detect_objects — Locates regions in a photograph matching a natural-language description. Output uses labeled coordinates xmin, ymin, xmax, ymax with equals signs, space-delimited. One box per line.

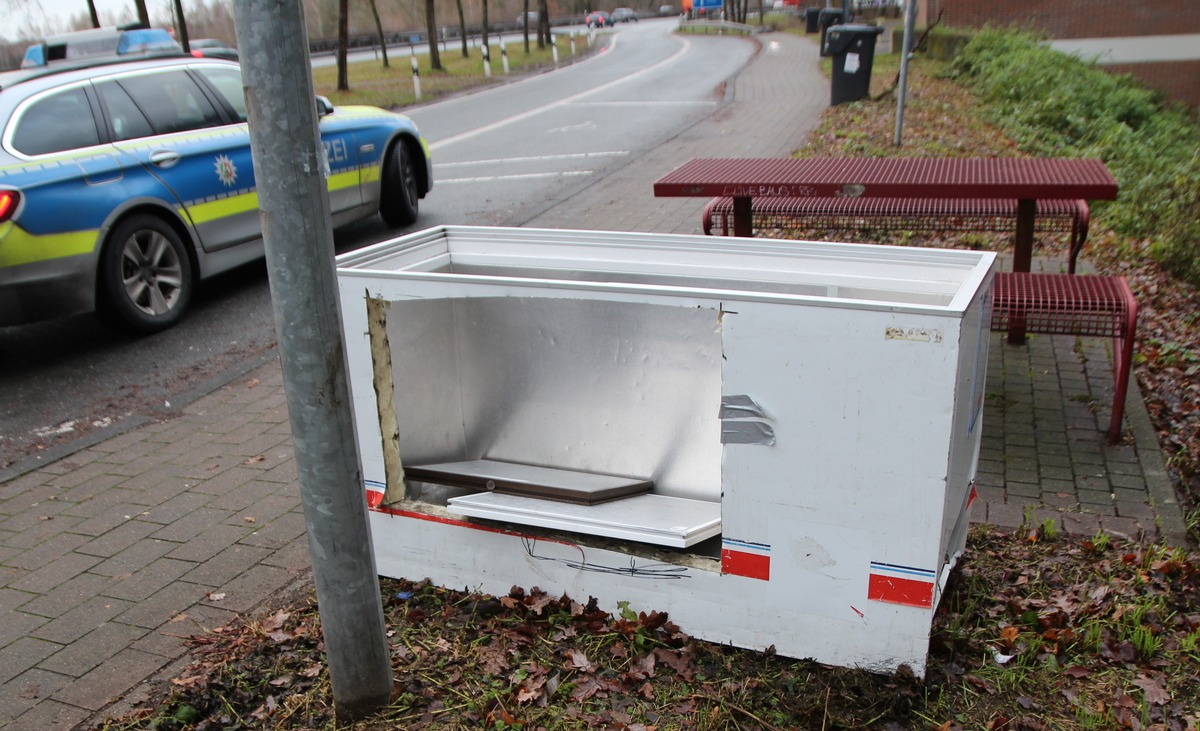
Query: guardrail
xmin=676 ymin=20 xmax=758 ymax=35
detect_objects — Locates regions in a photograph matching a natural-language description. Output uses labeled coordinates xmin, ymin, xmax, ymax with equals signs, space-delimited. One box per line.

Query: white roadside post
xmin=894 ymin=0 xmax=918 ymax=145
xmin=501 ymin=38 xmax=509 ymax=74
xmin=411 ymin=55 xmax=421 ymax=99
xmin=483 ymin=43 xmax=492 ymax=78
xmin=551 ymin=33 xmax=558 ymax=64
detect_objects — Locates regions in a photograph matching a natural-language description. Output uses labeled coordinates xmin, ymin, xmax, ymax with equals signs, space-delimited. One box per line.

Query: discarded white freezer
xmin=335 ymin=225 xmax=995 ymax=676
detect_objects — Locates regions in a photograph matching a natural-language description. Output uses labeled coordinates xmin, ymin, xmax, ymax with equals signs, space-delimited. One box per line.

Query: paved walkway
xmin=0 ymin=30 xmax=1187 ymax=730
xmin=977 ymin=256 xmax=1183 ymax=543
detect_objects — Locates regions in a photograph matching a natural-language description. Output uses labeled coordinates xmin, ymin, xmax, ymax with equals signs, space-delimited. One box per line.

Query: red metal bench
xmin=655 ymin=157 xmax=1120 ymax=347
xmin=702 ymin=196 xmax=1092 ymax=274
xmin=990 ymin=272 xmax=1137 ymax=444
xmin=653 ymin=157 xmax=1117 ymax=277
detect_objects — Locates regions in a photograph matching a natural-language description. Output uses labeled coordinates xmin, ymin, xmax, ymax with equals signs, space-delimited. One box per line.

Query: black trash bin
xmin=817 ymin=7 xmax=848 ymax=56
xmin=804 ymin=7 xmax=821 ymax=33
xmin=825 ymin=24 xmax=884 ymax=105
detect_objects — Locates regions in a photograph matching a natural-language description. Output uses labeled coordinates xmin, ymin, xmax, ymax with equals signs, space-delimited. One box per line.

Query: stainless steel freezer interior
xmin=336 ymin=225 xmax=996 ymax=676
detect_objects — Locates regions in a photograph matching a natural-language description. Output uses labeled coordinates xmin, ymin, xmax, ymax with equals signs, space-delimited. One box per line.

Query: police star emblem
xmin=214 ymin=154 xmax=238 ymax=186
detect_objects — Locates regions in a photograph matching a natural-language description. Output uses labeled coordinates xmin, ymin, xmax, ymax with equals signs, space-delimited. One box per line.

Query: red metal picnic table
xmin=652 ymin=157 xmax=1118 ymax=274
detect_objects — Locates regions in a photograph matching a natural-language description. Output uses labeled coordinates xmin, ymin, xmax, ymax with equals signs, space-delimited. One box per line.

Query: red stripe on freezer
xmin=722 ymin=549 xmax=771 ymax=581
xmin=868 ymin=573 xmax=934 ymax=608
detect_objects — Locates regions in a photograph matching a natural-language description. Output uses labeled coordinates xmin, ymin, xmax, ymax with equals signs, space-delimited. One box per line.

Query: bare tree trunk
xmin=456 ymin=0 xmax=468 ymax=58
xmin=173 ymin=0 xmax=190 ymax=51
xmin=523 ymin=0 xmax=531 ymax=53
xmin=337 ymin=0 xmax=349 ymax=91
xmin=426 ymin=0 xmax=442 ymax=70
xmin=368 ymin=0 xmax=388 ymax=67
xmin=537 ymin=0 xmax=548 ymax=49
xmin=133 ymin=0 xmax=149 ymax=26
xmin=481 ymin=0 xmax=489 ymax=64
xmin=87 ymin=0 xmax=100 ymax=27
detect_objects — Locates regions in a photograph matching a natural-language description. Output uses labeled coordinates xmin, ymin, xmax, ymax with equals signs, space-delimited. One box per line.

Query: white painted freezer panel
xmin=336 ymin=226 xmax=995 ymax=677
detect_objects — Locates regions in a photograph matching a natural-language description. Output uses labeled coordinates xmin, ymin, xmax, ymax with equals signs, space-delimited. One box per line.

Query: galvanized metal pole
xmin=231 ymin=0 xmax=393 ymax=721
xmin=893 ymin=0 xmax=917 ymax=146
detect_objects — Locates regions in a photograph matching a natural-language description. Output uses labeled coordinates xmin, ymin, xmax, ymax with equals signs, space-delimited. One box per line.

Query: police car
xmin=1 ymin=32 xmax=432 ymax=334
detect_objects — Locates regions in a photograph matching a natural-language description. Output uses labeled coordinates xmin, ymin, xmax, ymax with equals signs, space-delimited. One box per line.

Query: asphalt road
xmin=0 ymin=19 xmax=752 ymax=475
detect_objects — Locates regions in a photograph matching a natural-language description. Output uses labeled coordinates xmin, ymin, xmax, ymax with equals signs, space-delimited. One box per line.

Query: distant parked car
xmin=188 ymin=38 xmax=239 ymax=62
xmin=659 ymin=4 xmax=676 ymax=15
xmin=516 ymin=11 xmax=540 ymax=29
xmin=611 ymin=7 xmax=639 ymax=22
xmin=585 ymin=10 xmax=612 ymax=28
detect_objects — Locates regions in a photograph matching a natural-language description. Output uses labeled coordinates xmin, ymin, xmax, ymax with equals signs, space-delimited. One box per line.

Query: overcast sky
xmin=7 ymin=0 xmax=192 ymax=42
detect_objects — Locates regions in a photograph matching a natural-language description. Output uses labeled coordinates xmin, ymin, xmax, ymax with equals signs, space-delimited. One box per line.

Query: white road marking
xmin=547 ymin=122 xmax=600 ymax=133
xmin=570 ymin=100 xmax=718 ymax=106
xmin=438 ymin=170 xmax=595 ymax=184
xmin=428 ymin=35 xmax=693 ymax=152
xmin=436 ymin=151 xmax=629 ymax=168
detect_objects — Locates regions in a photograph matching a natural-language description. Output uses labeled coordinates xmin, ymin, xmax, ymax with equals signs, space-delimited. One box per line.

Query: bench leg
xmin=1069 ymin=216 xmax=1080 ymax=276
xmin=1069 ymin=200 xmax=1091 ymax=276
xmin=733 ymin=197 xmax=753 ymax=238
xmin=1007 ymin=199 xmax=1038 ymax=345
xmin=1107 ymin=296 xmax=1139 ymax=445
xmin=1012 ymin=199 xmax=1037 ymax=273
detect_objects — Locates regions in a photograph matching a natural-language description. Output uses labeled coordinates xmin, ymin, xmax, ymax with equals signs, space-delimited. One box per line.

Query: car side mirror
xmin=315 ymin=96 xmax=334 ymax=117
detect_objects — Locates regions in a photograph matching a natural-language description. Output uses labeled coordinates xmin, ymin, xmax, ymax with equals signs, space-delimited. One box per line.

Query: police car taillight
xmin=191 ymin=50 xmax=204 ymax=58
xmin=0 ymin=190 xmax=19 ymax=223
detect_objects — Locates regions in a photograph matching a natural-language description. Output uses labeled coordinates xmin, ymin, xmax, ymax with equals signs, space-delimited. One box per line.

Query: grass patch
xmin=946 ymin=30 xmax=1200 ymax=288
xmin=312 ymin=36 xmax=596 ymax=109
xmin=96 ymin=527 xmax=1200 ymax=730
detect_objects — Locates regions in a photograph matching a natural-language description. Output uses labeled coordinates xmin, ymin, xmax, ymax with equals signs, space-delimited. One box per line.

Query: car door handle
xmin=148 ymin=150 xmax=182 ymax=168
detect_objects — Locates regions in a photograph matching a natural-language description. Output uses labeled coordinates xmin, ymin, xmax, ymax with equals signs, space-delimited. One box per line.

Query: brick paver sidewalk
xmin=1 ymin=366 xmax=306 ymax=728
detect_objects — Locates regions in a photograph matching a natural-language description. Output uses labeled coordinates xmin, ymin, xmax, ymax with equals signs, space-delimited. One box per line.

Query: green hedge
xmin=948 ymin=30 xmax=1200 ymax=286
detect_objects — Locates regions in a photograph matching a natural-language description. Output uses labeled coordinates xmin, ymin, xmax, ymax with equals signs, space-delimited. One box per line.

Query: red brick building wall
xmin=925 ymin=0 xmax=1197 ymax=38
xmin=1107 ymin=61 xmax=1200 ymax=112
xmin=923 ymin=0 xmax=1200 ymax=112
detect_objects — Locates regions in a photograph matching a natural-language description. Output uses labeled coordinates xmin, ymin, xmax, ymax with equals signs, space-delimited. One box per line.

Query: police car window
xmin=117 ymin=70 xmax=223 ymax=135
xmin=194 ymin=68 xmax=247 ymax=123
xmin=11 ymin=88 xmax=100 ymax=156
xmin=96 ymin=81 xmax=155 ymax=141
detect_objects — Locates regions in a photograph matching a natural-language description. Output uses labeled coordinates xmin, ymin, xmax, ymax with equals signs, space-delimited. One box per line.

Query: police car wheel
xmin=98 ymin=215 xmax=193 ymax=334
xmin=380 ymin=142 xmax=419 ymax=228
